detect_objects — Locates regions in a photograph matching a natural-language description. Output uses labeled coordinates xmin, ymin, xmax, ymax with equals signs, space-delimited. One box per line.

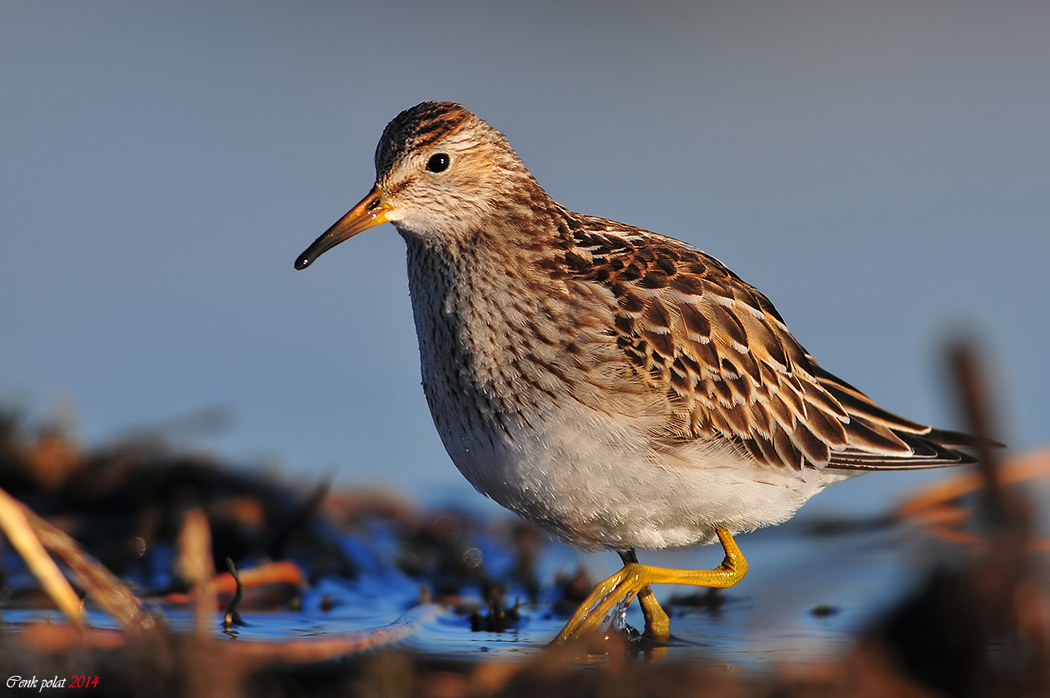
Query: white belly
xmin=435 ymin=399 xmax=853 ymax=552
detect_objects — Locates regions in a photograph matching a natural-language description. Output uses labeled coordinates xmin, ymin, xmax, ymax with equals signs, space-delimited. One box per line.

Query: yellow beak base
xmin=295 ymin=185 xmax=392 ymax=270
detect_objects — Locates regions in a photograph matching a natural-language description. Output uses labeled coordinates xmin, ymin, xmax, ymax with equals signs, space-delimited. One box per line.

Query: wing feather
xmin=555 ymin=216 xmax=976 ymax=471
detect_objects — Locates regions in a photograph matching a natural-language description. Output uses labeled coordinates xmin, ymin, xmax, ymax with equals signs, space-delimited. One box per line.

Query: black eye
xmin=426 ymin=153 xmax=450 ymax=173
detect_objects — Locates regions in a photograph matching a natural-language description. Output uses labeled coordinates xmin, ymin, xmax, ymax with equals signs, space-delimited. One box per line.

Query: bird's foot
xmin=552 ymin=528 xmax=747 ymax=644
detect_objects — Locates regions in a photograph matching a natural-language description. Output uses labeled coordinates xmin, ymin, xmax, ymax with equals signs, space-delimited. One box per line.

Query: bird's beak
xmin=295 ymin=184 xmax=393 ymax=270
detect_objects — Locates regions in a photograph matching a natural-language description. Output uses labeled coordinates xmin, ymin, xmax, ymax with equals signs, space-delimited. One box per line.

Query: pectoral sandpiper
xmin=295 ymin=102 xmax=975 ymax=643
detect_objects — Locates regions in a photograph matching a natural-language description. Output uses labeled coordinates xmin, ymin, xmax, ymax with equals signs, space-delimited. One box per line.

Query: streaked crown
xmin=375 ymin=102 xmax=477 ymax=178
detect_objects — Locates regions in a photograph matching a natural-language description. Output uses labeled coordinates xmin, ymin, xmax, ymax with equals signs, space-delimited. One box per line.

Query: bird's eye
xmin=426 ymin=153 xmax=450 ymax=173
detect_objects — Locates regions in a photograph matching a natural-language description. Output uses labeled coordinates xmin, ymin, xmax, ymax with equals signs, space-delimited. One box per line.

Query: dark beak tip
xmin=294 ymin=254 xmax=312 ymax=271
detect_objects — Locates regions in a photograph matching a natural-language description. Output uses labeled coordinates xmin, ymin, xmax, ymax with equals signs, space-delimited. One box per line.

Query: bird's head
xmin=296 ymin=102 xmax=538 ymax=270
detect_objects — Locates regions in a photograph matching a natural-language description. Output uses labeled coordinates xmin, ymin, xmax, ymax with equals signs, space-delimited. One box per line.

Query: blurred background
xmin=2 ymin=1 xmax=1048 ymax=514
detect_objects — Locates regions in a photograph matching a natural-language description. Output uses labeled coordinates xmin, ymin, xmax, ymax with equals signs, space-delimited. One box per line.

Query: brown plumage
xmin=542 ymin=215 xmax=976 ymax=472
xmin=296 ymin=101 xmax=978 ymax=641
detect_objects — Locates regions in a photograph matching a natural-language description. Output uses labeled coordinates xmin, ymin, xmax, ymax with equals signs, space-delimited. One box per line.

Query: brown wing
xmin=556 ymin=217 xmax=975 ymax=472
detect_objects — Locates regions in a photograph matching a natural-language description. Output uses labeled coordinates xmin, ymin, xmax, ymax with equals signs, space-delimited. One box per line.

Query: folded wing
xmin=559 ymin=219 xmax=976 ymax=472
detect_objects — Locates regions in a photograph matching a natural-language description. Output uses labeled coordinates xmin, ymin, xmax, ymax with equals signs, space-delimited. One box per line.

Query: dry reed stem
xmin=0 ymin=486 xmax=83 ymax=624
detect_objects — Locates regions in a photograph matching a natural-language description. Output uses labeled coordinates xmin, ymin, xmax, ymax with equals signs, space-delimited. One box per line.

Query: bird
xmin=295 ymin=101 xmax=977 ymax=643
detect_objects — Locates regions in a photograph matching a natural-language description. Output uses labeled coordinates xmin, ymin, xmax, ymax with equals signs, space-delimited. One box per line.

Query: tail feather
xmin=806 ymin=357 xmax=994 ymax=471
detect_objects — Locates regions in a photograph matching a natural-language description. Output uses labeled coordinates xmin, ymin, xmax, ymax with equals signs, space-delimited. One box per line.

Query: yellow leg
xmin=553 ymin=528 xmax=747 ymax=643
xmin=618 ymin=549 xmax=671 ymax=640
xmin=636 ymin=584 xmax=670 ymax=639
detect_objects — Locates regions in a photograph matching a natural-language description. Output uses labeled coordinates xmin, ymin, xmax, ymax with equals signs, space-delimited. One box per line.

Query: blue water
xmin=5 ymin=467 xmax=1047 ymax=670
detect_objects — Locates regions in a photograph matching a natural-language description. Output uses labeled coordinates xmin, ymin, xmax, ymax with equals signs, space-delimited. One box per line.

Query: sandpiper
xmin=295 ymin=102 xmax=975 ymax=642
